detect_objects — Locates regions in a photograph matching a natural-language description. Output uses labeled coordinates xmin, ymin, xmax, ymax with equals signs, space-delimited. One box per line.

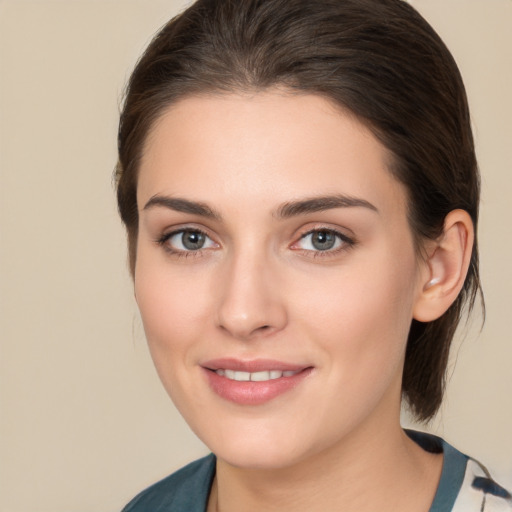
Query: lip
xmin=201 ymin=358 xmax=313 ymax=405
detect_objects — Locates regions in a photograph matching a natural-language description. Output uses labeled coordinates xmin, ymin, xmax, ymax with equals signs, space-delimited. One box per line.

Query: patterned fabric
xmin=452 ymin=458 xmax=512 ymax=512
xmin=122 ymin=431 xmax=511 ymax=511
xmin=408 ymin=430 xmax=511 ymax=512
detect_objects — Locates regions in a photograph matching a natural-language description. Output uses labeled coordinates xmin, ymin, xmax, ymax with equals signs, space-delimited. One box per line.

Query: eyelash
xmin=156 ymin=228 xmax=216 ymax=259
xmin=291 ymin=228 xmax=356 ymax=258
xmin=156 ymin=227 xmax=356 ymax=259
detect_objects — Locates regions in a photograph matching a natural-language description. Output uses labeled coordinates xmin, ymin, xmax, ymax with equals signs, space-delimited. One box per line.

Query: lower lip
xmin=203 ymin=367 xmax=313 ymax=405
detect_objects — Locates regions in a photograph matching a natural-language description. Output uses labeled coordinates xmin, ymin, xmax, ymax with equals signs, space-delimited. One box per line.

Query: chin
xmin=194 ymin=415 xmax=319 ymax=470
xmin=216 ymin=441 xmax=308 ymax=470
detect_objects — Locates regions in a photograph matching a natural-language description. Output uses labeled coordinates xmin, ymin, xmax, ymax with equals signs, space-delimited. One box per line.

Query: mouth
xmin=201 ymin=358 xmax=313 ymax=405
xmin=213 ymin=369 xmax=301 ymax=381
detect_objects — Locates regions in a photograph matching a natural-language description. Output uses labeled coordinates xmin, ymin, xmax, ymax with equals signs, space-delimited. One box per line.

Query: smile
xmin=214 ymin=369 xmax=300 ymax=381
xmin=202 ymin=359 xmax=313 ymax=405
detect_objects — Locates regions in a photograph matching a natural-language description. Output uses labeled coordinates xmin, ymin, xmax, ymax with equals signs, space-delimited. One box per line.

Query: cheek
xmin=134 ymin=257 xmax=213 ymax=359
xmin=133 ymin=260 xmax=217 ymax=416
xmin=292 ymin=249 xmax=418 ymax=369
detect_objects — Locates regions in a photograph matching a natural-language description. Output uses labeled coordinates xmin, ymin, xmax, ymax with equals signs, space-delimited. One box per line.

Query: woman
xmin=115 ymin=0 xmax=511 ymax=510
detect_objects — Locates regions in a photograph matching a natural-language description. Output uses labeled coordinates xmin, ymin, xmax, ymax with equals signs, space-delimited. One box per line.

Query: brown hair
xmin=115 ymin=0 xmax=482 ymax=422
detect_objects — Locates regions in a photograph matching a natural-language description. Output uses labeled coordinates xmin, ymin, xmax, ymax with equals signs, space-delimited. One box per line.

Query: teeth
xmin=251 ymin=371 xmax=273 ymax=382
xmin=234 ymin=371 xmax=251 ymax=381
xmin=215 ymin=369 xmax=300 ymax=381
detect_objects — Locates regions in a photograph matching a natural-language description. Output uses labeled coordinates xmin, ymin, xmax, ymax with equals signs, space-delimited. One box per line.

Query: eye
xmin=294 ymin=229 xmax=353 ymax=253
xmin=160 ymin=229 xmax=217 ymax=252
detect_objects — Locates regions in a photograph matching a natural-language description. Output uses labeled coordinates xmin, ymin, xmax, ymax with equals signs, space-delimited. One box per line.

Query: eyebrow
xmin=142 ymin=193 xmax=378 ymax=220
xmin=276 ymin=194 xmax=378 ymax=218
xmin=143 ymin=195 xmax=221 ymax=219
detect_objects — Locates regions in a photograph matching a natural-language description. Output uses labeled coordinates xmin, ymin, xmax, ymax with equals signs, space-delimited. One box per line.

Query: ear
xmin=413 ymin=210 xmax=474 ymax=322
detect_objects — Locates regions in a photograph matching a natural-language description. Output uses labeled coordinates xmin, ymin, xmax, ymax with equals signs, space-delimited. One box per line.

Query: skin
xmin=134 ymin=91 xmax=450 ymax=511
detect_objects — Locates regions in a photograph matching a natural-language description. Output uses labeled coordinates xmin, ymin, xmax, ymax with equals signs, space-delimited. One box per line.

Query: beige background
xmin=0 ymin=0 xmax=510 ymax=510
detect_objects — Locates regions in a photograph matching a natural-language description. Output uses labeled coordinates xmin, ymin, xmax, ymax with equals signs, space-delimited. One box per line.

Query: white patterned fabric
xmin=452 ymin=458 xmax=512 ymax=512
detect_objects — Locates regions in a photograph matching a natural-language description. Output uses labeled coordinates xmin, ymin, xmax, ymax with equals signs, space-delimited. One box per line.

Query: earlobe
xmin=413 ymin=209 xmax=474 ymax=322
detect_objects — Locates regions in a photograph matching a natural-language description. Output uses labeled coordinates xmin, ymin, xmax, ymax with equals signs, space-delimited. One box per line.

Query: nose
xmin=215 ymin=249 xmax=288 ymax=341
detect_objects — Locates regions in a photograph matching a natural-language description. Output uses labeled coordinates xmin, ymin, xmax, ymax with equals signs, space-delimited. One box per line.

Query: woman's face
xmin=135 ymin=91 xmax=427 ymax=469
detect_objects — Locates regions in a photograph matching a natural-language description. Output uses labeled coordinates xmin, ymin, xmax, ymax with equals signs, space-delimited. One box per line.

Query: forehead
xmin=137 ymin=91 xmax=406 ymax=217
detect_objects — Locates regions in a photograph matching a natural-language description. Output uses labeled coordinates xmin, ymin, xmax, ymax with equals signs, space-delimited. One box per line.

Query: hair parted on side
xmin=115 ymin=0 xmax=482 ymax=422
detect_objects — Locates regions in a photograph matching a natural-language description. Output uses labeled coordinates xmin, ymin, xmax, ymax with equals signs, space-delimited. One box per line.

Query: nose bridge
xmin=216 ymin=242 xmax=287 ymax=340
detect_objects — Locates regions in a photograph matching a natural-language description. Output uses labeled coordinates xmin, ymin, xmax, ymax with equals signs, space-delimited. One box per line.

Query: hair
xmin=115 ymin=0 xmax=482 ymax=422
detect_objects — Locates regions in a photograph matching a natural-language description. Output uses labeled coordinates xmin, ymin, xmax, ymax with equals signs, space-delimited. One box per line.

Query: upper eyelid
xmin=300 ymin=227 xmax=352 ymax=240
xmin=294 ymin=223 xmax=356 ymax=242
xmin=159 ymin=224 xmax=214 ymax=239
xmin=164 ymin=226 xmax=208 ymax=236
xmin=297 ymin=229 xmax=354 ymax=246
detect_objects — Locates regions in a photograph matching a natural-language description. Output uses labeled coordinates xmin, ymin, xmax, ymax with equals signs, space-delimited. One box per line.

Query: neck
xmin=209 ymin=419 xmax=442 ymax=512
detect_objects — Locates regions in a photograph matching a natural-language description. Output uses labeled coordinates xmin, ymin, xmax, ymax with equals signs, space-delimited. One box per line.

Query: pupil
xmin=312 ymin=231 xmax=335 ymax=250
xmin=182 ymin=231 xmax=205 ymax=250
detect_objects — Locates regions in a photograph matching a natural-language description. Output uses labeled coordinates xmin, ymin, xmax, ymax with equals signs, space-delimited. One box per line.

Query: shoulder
xmin=121 ymin=454 xmax=216 ymax=512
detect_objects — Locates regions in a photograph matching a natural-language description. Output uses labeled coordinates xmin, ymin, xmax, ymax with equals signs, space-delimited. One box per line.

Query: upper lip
xmin=201 ymin=358 xmax=310 ymax=373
